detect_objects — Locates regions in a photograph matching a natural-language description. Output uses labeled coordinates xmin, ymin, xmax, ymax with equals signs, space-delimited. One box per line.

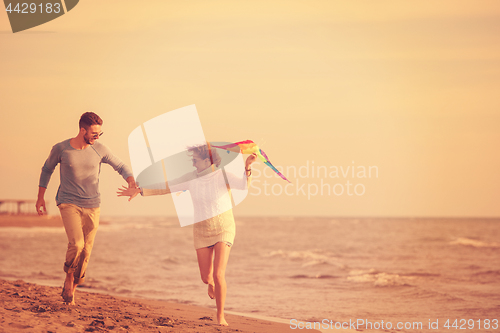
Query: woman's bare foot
xmin=208 ymin=283 xmax=215 ymax=299
xmin=217 ymin=315 xmax=228 ymax=326
xmin=65 ymin=296 xmax=76 ymax=305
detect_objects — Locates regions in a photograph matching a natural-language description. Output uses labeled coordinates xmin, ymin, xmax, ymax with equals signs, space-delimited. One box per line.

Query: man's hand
xmin=126 ymin=176 xmax=137 ymax=189
xmin=117 ymin=185 xmax=141 ymax=201
xmin=36 ymin=198 xmax=46 ymax=215
xmin=36 ymin=187 xmax=47 ymax=216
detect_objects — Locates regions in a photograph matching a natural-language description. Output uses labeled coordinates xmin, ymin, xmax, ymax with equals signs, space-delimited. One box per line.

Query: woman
xmin=117 ymin=144 xmax=256 ymax=326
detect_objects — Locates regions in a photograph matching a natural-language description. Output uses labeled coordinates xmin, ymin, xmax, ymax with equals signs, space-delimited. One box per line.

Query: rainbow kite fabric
xmin=213 ymin=140 xmax=291 ymax=183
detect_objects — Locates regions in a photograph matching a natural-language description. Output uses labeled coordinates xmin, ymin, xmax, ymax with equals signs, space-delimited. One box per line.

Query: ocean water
xmin=1 ymin=217 xmax=499 ymax=332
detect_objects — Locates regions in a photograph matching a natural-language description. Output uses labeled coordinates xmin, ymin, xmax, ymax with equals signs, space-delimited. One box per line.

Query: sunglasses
xmin=89 ymin=132 xmax=104 ymax=139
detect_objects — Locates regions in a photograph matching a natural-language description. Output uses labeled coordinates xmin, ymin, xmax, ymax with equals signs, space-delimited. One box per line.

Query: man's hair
xmin=79 ymin=112 xmax=103 ymax=129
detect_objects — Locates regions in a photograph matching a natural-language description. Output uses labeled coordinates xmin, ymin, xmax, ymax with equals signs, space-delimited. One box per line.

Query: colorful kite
xmin=213 ymin=140 xmax=291 ymax=183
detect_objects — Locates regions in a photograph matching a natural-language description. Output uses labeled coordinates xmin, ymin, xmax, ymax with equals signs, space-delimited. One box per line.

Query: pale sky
xmin=1 ymin=0 xmax=499 ymax=217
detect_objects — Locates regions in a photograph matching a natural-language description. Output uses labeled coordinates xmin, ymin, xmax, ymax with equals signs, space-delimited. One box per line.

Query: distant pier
xmin=0 ymin=199 xmax=39 ymax=215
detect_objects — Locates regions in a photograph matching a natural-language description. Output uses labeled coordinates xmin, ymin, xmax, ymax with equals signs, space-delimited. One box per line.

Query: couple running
xmin=36 ymin=112 xmax=255 ymax=326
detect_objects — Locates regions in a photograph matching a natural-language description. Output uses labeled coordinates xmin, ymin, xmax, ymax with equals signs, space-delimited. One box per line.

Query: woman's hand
xmin=245 ymin=153 xmax=257 ymax=168
xmin=117 ymin=185 xmax=141 ymax=201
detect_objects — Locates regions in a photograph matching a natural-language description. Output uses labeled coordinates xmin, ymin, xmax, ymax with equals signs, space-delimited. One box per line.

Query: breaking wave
xmin=449 ymin=238 xmax=500 ymax=248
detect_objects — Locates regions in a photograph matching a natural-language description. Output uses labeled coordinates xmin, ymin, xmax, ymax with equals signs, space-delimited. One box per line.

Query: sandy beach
xmin=0 ymin=278 xmax=309 ymax=333
xmin=0 ymin=216 xmax=317 ymax=332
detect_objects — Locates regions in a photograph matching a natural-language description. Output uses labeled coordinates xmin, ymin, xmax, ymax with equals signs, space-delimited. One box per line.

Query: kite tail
xmin=264 ymin=161 xmax=291 ymax=183
xmin=212 ymin=140 xmax=290 ymax=183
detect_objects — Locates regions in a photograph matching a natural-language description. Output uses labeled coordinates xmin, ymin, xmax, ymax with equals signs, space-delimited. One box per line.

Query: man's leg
xmin=58 ymin=203 xmax=85 ymax=304
xmin=73 ymin=207 xmax=100 ymax=286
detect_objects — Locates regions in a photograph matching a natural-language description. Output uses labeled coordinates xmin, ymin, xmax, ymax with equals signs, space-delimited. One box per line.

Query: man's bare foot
xmin=61 ymin=287 xmax=75 ymax=305
xmin=208 ymin=283 xmax=215 ymax=299
xmin=217 ymin=315 xmax=228 ymax=326
xmin=62 ymin=275 xmax=75 ymax=305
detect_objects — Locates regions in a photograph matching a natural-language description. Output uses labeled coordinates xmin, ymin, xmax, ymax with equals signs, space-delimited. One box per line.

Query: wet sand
xmin=0 ymin=279 xmax=308 ymax=333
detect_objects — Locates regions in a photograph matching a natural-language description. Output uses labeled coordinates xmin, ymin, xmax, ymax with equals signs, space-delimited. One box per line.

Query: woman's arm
xmin=245 ymin=154 xmax=257 ymax=175
xmin=117 ymin=177 xmax=193 ymax=200
xmin=117 ymin=181 xmax=174 ymax=200
xmin=224 ymin=154 xmax=257 ymax=189
xmin=243 ymin=153 xmax=256 ymax=187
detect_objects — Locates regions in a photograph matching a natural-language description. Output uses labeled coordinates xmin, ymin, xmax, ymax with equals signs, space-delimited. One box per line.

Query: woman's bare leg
xmin=196 ymin=247 xmax=215 ymax=299
xmin=213 ymin=242 xmax=231 ymax=326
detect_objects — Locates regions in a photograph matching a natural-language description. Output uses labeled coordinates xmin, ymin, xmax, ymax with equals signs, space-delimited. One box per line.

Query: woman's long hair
xmin=188 ymin=144 xmax=221 ymax=167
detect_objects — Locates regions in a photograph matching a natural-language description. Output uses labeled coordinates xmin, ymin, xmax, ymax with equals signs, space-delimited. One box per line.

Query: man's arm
xmin=126 ymin=176 xmax=137 ymax=189
xmin=36 ymin=144 xmax=62 ymax=215
xmin=99 ymin=144 xmax=136 ymax=188
xmin=36 ymin=186 xmax=47 ymax=216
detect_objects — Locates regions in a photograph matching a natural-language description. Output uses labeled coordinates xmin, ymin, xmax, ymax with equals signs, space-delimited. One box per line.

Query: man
xmin=36 ymin=112 xmax=136 ymax=305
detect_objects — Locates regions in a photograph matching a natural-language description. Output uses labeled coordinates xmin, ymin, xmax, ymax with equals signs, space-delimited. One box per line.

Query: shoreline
xmin=0 ymin=278 xmax=317 ymax=333
xmin=0 ymin=214 xmax=113 ymax=228
xmin=0 ymin=214 xmax=64 ymax=228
